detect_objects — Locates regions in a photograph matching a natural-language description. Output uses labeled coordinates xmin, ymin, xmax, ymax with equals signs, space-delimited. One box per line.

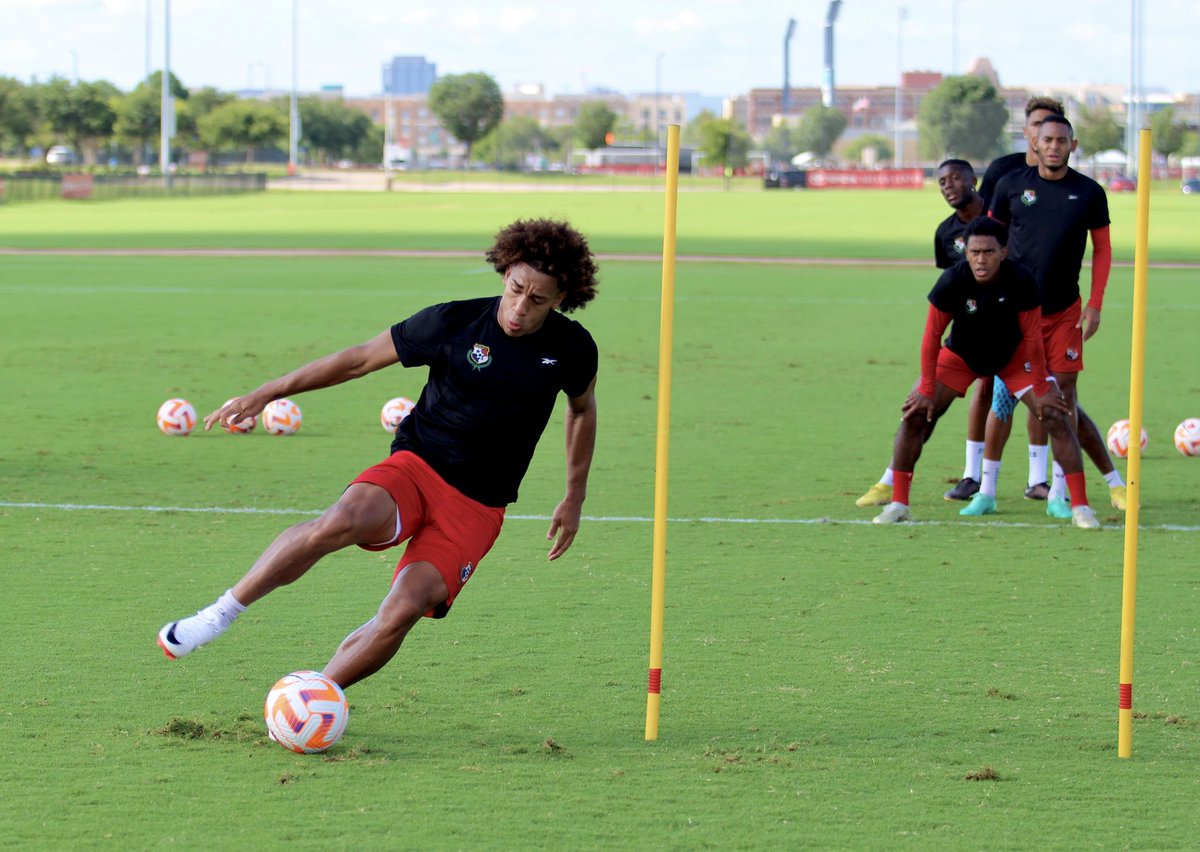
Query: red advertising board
xmin=805 ymin=168 xmax=924 ymax=189
xmin=61 ymin=174 xmax=94 ymax=199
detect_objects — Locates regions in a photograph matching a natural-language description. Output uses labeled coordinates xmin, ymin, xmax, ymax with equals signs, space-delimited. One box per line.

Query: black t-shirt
xmin=389 ymin=297 xmax=598 ymax=507
xmin=978 ymin=151 xmax=1027 ymax=206
xmin=934 ymin=211 xmax=972 ymax=269
xmin=989 ymin=166 xmax=1109 ymax=315
xmin=929 ymin=259 xmax=1041 ymax=376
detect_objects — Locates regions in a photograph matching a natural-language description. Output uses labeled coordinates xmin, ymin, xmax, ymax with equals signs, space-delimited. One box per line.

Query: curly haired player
xmin=158 ymin=218 xmax=600 ymax=689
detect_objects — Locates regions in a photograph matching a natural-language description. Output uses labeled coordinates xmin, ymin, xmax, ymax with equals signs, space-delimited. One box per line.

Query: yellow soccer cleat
xmin=856 ymin=482 xmax=893 ymax=508
xmin=1110 ymin=485 xmax=1128 ymax=511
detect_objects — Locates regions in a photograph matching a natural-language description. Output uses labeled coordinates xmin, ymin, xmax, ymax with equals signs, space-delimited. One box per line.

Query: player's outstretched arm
xmin=204 ymin=330 xmax=400 ymax=431
xmin=547 ymin=376 xmax=597 ymax=561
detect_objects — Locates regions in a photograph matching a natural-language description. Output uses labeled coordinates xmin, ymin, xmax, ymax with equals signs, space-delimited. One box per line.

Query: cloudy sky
xmin=2 ymin=0 xmax=1195 ymax=98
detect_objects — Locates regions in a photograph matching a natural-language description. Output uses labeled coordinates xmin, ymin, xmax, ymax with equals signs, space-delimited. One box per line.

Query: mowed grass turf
xmin=2 ymin=192 xmax=1200 ymax=848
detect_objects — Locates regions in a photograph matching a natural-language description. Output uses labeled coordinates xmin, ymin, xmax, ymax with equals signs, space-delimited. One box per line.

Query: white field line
xmin=1 ymin=500 xmax=1198 ymax=532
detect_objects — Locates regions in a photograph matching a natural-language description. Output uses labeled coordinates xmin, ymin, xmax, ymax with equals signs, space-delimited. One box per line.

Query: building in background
xmin=382 ymin=56 xmax=436 ymax=96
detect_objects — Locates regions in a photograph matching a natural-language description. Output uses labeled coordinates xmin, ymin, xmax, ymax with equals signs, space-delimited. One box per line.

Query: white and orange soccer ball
xmin=1174 ymin=418 xmax=1200 ymax=457
xmin=263 ymin=670 xmax=349 ymax=754
xmin=221 ymin=398 xmax=257 ymax=434
xmin=262 ymin=398 xmax=302 ymax=435
xmin=1107 ymin=419 xmax=1148 ymax=459
xmin=156 ymin=398 xmax=197 ymax=436
xmin=380 ymin=396 xmax=415 ymax=433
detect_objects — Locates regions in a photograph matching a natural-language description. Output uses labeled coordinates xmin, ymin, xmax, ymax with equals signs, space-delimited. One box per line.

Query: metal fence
xmin=0 ymin=172 xmax=267 ymax=204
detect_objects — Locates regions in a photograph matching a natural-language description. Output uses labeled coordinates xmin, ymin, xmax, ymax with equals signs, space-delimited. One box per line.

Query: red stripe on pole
xmin=1119 ymin=683 xmax=1132 ymax=709
xmin=647 ymin=668 xmax=662 ymax=694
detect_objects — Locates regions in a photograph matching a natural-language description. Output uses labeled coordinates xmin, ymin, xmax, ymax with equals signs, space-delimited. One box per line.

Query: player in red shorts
xmin=964 ymin=113 xmax=1125 ymax=519
xmin=872 ymin=216 xmax=1100 ymax=529
xmin=157 ymin=218 xmax=600 ymax=690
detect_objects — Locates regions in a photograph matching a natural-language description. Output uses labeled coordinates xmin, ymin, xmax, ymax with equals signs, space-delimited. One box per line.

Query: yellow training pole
xmin=646 ymin=125 xmax=680 ymax=741
xmin=1118 ymin=127 xmax=1152 ymax=758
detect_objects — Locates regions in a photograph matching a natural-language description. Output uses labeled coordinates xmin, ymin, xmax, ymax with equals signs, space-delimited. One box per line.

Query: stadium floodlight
xmin=783 ymin=18 xmax=797 ymax=115
xmin=160 ymin=0 xmax=171 ymax=189
xmin=288 ymin=0 xmax=299 ymax=177
xmin=894 ymin=7 xmax=907 ymax=167
xmin=821 ymin=1 xmax=843 ymax=108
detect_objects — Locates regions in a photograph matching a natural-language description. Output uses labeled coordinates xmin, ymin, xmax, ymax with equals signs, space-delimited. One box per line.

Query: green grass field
xmin=2 ymin=188 xmax=1199 ymax=849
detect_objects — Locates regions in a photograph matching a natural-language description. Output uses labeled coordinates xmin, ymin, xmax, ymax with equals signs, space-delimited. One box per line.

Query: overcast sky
xmin=2 ymin=0 xmax=1196 ymax=98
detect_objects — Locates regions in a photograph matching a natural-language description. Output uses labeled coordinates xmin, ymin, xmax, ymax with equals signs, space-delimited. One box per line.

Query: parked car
xmin=45 ymin=145 xmax=77 ymax=165
xmin=1182 ymin=178 xmax=1200 ymax=195
xmin=763 ymin=169 xmax=806 ymax=189
xmin=1108 ymin=174 xmax=1136 ymax=192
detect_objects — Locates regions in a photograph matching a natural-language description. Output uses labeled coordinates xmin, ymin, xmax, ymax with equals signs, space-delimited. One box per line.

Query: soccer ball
xmin=262 ymin=398 xmax=302 ymax=435
xmin=1175 ymin=418 xmax=1200 ymax=457
xmin=264 ymin=670 xmax=349 ymax=754
xmin=1106 ymin=419 xmax=1147 ymax=459
xmin=221 ymin=398 xmax=256 ymax=434
xmin=156 ymin=398 xmax=196 ymax=436
xmin=380 ymin=396 xmax=415 ymax=433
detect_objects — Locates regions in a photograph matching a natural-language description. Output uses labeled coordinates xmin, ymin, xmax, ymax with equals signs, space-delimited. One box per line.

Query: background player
xmin=872 ymin=217 xmax=1098 ymax=530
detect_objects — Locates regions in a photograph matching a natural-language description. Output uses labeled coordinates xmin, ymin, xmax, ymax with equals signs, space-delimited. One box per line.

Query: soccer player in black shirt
xmin=872 ymin=217 xmax=1099 ymax=529
xmin=972 ymin=114 xmax=1125 ymax=519
xmin=858 ymin=159 xmax=991 ymax=507
xmin=157 ymin=218 xmax=601 ymax=690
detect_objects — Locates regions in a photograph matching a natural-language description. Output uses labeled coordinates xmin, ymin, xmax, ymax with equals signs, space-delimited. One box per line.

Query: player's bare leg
xmin=157 ymin=483 xmax=399 ymax=659
xmin=1019 ymin=387 xmax=1100 ymax=529
xmin=323 ymin=562 xmax=449 ymax=689
xmin=874 ymin=381 xmax=958 ymax=524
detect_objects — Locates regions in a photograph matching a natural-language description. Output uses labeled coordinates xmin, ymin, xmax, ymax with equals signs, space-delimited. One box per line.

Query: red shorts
xmin=935 ymin=346 xmax=1038 ymax=399
xmin=1041 ymin=299 xmax=1084 ymax=374
xmin=351 ymin=451 xmax=505 ymax=618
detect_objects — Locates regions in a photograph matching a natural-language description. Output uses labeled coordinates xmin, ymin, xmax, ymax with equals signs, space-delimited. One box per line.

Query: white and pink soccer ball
xmin=380 ymin=396 xmax=415 ymax=433
xmin=1175 ymin=418 xmax=1200 ymax=457
xmin=221 ymin=398 xmax=257 ymax=434
xmin=264 ymin=670 xmax=349 ymax=754
xmin=263 ymin=398 xmax=302 ymax=435
xmin=156 ymin=398 xmax=197 ymax=436
xmin=1107 ymin=419 xmax=1147 ymax=459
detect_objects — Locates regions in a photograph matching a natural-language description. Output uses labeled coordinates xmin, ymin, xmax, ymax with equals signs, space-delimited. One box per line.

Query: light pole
xmin=1126 ymin=0 xmax=1143 ymax=177
xmin=655 ymin=52 xmax=664 ymax=162
xmin=782 ymin=17 xmax=796 ymax=115
xmin=821 ymin=1 xmax=843 ymax=108
xmin=160 ymin=0 xmax=171 ymax=189
xmin=144 ymin=0 xmax=152 ymax=81
xmin=288 ymin=0 xmax=299 ymax=176
xmin=895 ymin=7 xmax=907 ymax=167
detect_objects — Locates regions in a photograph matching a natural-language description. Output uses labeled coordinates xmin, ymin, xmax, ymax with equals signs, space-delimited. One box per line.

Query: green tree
xmin=36 ymin=77 xmax=120 ymax=164
xmin=794 ymin=104 xmax=848 ymax=160
xmin=196 ymin=99 xmax=287 ymax=163
xmin=1149 ymin=107 xmax=1188 ymax=161
xmin=297 ymin=96 xmax=373 ymax=164
xmin=694 ymin=113 xmax=751 ymax=186
xmin=1074 ymin=105 xmax=1123 ymax=158
xmin=917 ymin=74 xmax=1009 ymax=162
xmin=111 ymin=72 xmax=186 ymax=164
xmin=427 ymin=72 xmax=503 ymax=164
xmin=476 ymin=115 xmax=559 ymax=170
xmin=761 ymin=123 xmax=799 ymax=164
xmin=574 ymin=101 xmax=617 ymax=150
xmin=0 ymin=76 xmax=37 ymax=152
xmin=843 ymin=133 xmax=894 ymax=164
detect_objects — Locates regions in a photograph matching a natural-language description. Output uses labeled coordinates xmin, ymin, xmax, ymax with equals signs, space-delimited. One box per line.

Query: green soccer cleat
xmin=856 ymin=482 xmax=893 ymax=508
xmin=959 ymin=493 xmax=996 ymax=516
xmin=1046 ymin=498 xmax=1072 ymax=519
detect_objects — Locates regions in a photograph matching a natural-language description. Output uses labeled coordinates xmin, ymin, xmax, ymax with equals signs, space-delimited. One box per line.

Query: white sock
xmin=964 ymin=440 xmax=985 ymax=481
xmin=1048 ymin=462 xmax=1067 ymax=501
xmin=980 ymin=458 xmax=1001 ymax=498
xmin=1104 ymin=469 xmax=1125 ymax=488
xmin=1028 ymin=444 xmax=1049 ymax=487
xmin=880 ymin=467 xmax=895 ymax=487
xmin=203 ymin=588 xmax=247 ymax=627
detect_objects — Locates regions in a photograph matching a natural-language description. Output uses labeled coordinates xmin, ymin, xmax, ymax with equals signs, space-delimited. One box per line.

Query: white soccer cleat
xmin=157 ymin=610 xmax=229 ymax=660
xmin=1070 ymin=505 xmax=1102 ymax=530
xmin=872 ymin=501 xmax=912 ymax=525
